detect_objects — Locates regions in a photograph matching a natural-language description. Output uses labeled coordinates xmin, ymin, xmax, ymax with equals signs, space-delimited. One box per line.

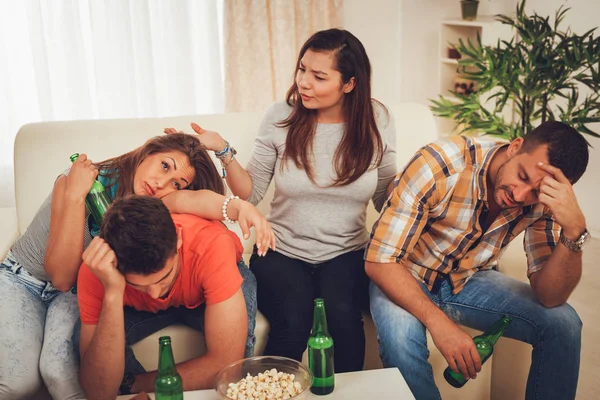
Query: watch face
xmin=579 ymin=230 xmax=591 ymax=247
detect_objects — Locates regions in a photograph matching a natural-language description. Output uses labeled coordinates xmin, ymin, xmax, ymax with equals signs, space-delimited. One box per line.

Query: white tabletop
xmin=117 ymin=368 xmax=414 ymax=400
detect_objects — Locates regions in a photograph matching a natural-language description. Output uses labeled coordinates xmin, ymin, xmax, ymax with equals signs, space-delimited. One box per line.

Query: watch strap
xmin=559 ymin=229 xmax=589 ymax=252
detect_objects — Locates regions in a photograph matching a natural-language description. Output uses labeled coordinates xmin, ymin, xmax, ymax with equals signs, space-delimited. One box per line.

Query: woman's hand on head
xmin=66 ymin=153 xmax=97 ymax=202
xmin=164 ymin=124 xmax=226 ymax=153
xmin=234 ymin=200 xmax=276 ymax=256
xmin=189 ymin=123 xmax=227 ymax=153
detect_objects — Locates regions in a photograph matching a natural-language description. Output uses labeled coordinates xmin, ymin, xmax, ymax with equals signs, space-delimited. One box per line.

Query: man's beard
xmin=493 ymin=165 xmax=523 ymax=209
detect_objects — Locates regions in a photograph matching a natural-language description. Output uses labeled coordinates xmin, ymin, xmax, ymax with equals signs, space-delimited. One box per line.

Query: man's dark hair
xmin=100 ymin=195 xmax=177 ymax=275
xmin=520 ymin=121 xmax=589 ymax=184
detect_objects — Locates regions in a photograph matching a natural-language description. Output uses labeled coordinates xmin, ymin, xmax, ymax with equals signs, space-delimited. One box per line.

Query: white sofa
xmin=2 ymin=103 xmax=533 ymax=399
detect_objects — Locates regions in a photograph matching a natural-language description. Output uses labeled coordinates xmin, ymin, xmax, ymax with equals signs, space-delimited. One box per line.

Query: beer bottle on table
xmin=69 ymin=153 xmax=112 ymax=227
xmin=308 ymin=298 xmax=335 ymax=395
xmin=444 ymin=315 xmax=512 ymax=388
xmin=154 ymin=336 xmax=183 ymax=400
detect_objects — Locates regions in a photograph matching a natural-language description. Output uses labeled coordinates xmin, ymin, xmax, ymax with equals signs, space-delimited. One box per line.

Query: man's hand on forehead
xmin=537 ymin=161 xmax=586 ymax=238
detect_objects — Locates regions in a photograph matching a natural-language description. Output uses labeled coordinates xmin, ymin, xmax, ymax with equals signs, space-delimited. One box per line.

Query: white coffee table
xmin=117 ymin=368 xmax=414 ymax=399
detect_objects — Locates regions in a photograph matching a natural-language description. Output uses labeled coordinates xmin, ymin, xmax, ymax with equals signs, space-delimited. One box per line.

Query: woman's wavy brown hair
xmin=279 ymin=28 xmax=385 ymax=186
xmin=94 ymin=133 xmax=224 ymax=198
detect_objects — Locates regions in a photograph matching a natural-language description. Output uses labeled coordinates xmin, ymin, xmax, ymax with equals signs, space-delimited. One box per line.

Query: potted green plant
xmin=461 ymin=0 xmax=480 ymax=21
xmin=432 ymin=0 xmax=600 ymax=140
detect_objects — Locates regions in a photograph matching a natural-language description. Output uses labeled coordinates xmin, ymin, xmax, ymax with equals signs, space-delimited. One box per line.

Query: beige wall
xmin=342 ymin=0 xmax=403 ymax=106
xmin=344 ymin=0 xmax=599 ymax=235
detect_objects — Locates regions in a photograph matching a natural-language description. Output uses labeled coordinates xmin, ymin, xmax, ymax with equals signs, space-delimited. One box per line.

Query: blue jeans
xmin=74 ymin=261 xmax=257 ymax=377
xmin=370 ymin=269 xmax=581 ymax=400
xmin=0 ymin=252 xmax=83 ymax=400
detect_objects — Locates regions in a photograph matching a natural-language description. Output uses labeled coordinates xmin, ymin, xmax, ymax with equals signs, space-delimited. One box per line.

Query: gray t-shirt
xmin=246 ymin=101 xmax=397 ymax=263
xmin=10 ymin=169 xmax=93 ymax=282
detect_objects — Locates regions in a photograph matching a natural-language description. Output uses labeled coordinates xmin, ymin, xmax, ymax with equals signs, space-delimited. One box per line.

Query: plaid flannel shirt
xmin=366 ymin=136 xmax=559 ymax=294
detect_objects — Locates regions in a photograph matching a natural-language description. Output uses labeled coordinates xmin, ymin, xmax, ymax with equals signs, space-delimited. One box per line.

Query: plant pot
xmin=461 ymin=1 xmax=479 ymax=21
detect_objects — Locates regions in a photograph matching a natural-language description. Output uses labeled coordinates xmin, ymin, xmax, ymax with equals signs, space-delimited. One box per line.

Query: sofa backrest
xmin=14 ymin=103 xmax=437 ymax=254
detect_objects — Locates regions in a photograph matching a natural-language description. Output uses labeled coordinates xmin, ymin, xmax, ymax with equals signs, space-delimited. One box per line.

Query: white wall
xmin=524 ymin=0 xmax=600 ymax=235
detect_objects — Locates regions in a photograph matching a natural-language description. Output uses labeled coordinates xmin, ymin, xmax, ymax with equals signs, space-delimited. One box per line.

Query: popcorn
xmin=226 ymin=368 xmax=303 ymax=399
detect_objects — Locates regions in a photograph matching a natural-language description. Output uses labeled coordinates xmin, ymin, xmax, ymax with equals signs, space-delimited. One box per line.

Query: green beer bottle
xmin=444 ymin=315 xmax=512 ymax=388
xmin=308 ymin=298 xmax=335 ymax=395
xmin=69 ymin=153 xmax=112 ymax=227
xmin=154 ymin=336 xmax=183 ymax=400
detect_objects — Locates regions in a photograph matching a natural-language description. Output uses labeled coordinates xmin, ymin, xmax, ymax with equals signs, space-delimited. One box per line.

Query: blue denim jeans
xmin=370 ymin=269 xmax=581 ymax=400
xmin=73 ymin=260 xmax=257 ymax=378
xmin=0 ymin=252 xmax=83 ymax=400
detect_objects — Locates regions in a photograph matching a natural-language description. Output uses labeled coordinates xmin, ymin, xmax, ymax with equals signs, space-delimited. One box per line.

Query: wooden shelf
xmin=437 ymin=15 xmax=514 ymax=137
xmin=442 ymin=16 xmax=501 ymax=27
xmin=441 ymin=58 xmax=459 ymax=65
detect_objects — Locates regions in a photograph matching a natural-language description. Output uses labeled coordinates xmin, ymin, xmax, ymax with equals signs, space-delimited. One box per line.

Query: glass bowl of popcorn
xmin=215 ymin=356 xmax=314 ymax=399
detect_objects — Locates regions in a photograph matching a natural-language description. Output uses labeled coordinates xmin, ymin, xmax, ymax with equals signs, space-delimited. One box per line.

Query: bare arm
xmin=530 ymin=243 xmax=582 ymax=307
xmin=131 ymin=288 xmax=247 ymax=392
xmin=79 ymin=236 xmax=127 ymax=399
xmin=366 ymin=261 xmax=481 ymax=379
xmin=45 ymin=155 xmax=97 ymax=291
xmin=162 ymin=190 xmax=276 ymax=254
xmin=79 ymin=292 xmax=125 ymax=399
xmin=222 ymin=157 xmax=254 ymax=201
xmin=529 ymin=162 xmax=586 ymax=307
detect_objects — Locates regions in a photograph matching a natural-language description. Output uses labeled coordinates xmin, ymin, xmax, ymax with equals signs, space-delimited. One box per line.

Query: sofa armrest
xmin=0 ymin=207 xmax=18 ymax=259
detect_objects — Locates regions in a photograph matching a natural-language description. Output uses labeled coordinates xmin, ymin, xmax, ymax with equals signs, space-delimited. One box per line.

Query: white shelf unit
xmin=437 ymin=17 xmax=513 ymax=137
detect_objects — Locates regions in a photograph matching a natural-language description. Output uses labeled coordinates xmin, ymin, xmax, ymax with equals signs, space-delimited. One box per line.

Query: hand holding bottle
xmin=66 ymin=153 xmax=98 ymax=202
xmin=443 ymin=315 xmax=512 ymax=388
xmin=69 ymin=153 xmax=112 ymax=227
xmin=430 ymin=317 xmax=482 ymax=380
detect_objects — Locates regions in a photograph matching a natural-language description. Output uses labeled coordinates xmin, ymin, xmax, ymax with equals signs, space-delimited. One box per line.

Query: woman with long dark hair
xmin=172 ymin=28 xmax=397 ymax=372
xmin=0 ymin=133 xmax=270 ymax=399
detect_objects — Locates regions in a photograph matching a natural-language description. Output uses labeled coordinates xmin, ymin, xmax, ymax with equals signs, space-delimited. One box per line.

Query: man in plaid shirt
xmin=366 ymin=122 xmax=590 ymax=400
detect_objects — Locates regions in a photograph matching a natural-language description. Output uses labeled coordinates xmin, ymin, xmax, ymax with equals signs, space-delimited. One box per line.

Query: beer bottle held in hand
xmin=154 ymin=336 xmax=183 ymax=400
xmin=308 ymin=298 xmax=335 ymax=395
xmin=70 ymin=153 xmax=112 ymax=226
xmin=444 ymin=315 xmax=512 ymax=388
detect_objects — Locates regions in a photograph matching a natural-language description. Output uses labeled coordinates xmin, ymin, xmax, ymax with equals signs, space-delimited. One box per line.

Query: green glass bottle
xmin=308 ymin=298 xmax=335 ymax=395
xmin=69 ymin=153 xmax=112 ymax=227
xmin=154 ymin=336 xmax=183 ymax=400
xmin=444 ymin=315 xmax=512 ymax=388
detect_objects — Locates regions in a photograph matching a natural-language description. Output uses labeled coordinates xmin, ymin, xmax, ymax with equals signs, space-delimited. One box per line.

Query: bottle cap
xmin=70 ymin=153 xmax=80 ymax=163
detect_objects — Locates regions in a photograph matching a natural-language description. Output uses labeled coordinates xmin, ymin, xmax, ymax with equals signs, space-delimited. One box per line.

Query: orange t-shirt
xmin=77 ymin=214 xmax=244 ymax=325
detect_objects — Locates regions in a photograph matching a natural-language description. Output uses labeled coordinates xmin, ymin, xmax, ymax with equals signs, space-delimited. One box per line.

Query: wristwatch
xmin=559 ymin=229 xmax=591 ymax=252
xmin=119 ymin=372 xmax=136 ymax=395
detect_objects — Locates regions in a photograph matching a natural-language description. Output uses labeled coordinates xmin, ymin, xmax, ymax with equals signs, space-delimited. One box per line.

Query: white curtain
xmin=223 ymin=0 xmax=343 ymax=113
xmin=0 ymin=0 xmax=224 ymax=207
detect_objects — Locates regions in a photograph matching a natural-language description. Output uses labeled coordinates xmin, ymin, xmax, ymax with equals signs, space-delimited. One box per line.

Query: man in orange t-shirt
xmin=73 ymin=196 xmax=256 ymax=398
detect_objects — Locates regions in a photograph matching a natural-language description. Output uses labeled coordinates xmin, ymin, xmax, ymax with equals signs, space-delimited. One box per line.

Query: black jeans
xmin=250 ymin=248 xmax=369 ymax=373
